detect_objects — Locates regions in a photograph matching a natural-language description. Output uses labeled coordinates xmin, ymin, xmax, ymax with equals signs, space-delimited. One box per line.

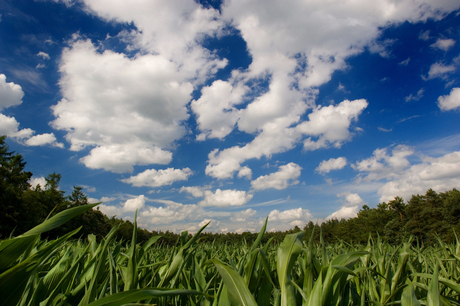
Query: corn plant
xmin=1 ymin=205 xmax=460 ymax=305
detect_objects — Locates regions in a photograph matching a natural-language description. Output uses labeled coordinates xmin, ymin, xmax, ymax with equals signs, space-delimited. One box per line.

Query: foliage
xmin=2 ymin=207 xmax=460 ymax=305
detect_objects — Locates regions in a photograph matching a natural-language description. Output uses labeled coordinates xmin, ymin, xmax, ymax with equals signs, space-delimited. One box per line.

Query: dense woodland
xmin=2 ymin=135 xmax=460 ymax=246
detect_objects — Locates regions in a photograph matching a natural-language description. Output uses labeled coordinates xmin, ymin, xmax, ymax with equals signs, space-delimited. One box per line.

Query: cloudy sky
xmin=1 ymin=0 xmax=460 ymax=233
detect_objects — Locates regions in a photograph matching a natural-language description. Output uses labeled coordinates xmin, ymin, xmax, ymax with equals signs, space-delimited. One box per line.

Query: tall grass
xmin=1 ymin=205 xmax=459 ymax=305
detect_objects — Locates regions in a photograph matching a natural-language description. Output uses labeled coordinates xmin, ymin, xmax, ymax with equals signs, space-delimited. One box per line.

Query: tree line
xmin=1 ymin=135 xmax=460 ymax=246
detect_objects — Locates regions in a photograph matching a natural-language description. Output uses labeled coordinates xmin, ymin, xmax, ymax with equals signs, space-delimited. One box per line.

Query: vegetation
xmin=2 ymin=207 xmax=460 ymax=305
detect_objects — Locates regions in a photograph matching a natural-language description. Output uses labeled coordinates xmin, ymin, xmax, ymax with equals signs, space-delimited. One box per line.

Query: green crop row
xmin=1 ymin=204 xmax=460 ymax=305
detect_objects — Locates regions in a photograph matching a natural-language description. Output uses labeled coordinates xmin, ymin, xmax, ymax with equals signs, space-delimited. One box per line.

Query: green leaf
xmin=401 ymin=282 xmax=421 ymax=306
xmin=212 ymin=258 xmax=257 ymax=306
xmin=86 ymin=288 xmax=202 ymax=306
xmin=276 ymin=231 xmax=304 ymax=306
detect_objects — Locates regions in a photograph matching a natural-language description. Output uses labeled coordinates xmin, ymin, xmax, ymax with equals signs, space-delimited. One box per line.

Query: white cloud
xmin=29 ymin=176 xmax=47 ymax=189
xmin=237 ymin=166 xmax=253 ymax=180
xmin=121 ymin=167 xmax=193 ymax=187
xmin=25 ymin=133 xmax=64 ymax=148
xmin=198 ymin=189 xmax=253 ymax=207
xmin=316 ymin=157 xmax=347 ymax=174
xmin=297 ymin=99 xmax=368 ymax=150
xmin=251 ymin=162 xmax=301 ymax=190
xmin=0 ymin=114 xmax=31 ymax=139
xmin=123 ymin=195 xmax=146 ymax=212
xmin=179 ymin=186 xmax=206 ymax=198
xmin=37 ymin=51 xmax=50 ymax=60
xmin=431 ymin=38 xmax=456 ymax=51
xmin=205 ymin=99 xmax=366 ymax=180
xmin=353 ymin=145 xmax=414 ymax=182
xmin=98 ymin=204 xmax=121 ymax=217
xmin=52 ymin=39 xmax=195 ymax=172
xmin=80 ymin=144 xmax=172 ymax=173
xmin=337 ymin=192 xmax=364 ymax=206
xmin=235 ymin=227 xmax=257 ymax=234
xmin=0 ymin=114 xmax=62 ymax=147
xmin=206 ymin=124 xmax=302 ymax=179
xmin=140 ymin=200 xmax=220 ymax=225
xmin=326 ymin=206 xmax=359 ymax=220
xmin=268 ymin=207 xmax=312 ymax=229
xmin=192 ymin=80 xmax=246 ymax=140
xmin=425 ymin=62 xmax=456 ymax=80
xmin=405 ymin=88 xmax=424 ymax=102
xmin=377 ymin=151 xmax=460 ymax=202
xmin=352 ymin=145 xmax=460 ymax=203
xmin=230 ymin=208 xmax=257 ymax=222
xmin=325 ymin=192 xmax=363 ymax=221
xmin=437 ymin=87 xmax=460 ymax=111
xmin=419 ymin=30 xmax=431 ymax=41
xmin=368 ymin=38 xmax=395 ymax=58
xmin=399 ymin=58 xmax=410 ymax=66
xmin=0 ymin=74 xmax=24 ymax=111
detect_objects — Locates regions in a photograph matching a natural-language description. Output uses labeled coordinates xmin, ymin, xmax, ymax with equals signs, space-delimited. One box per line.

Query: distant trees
xmin=306 ymin=188 xmax=460 ymax=245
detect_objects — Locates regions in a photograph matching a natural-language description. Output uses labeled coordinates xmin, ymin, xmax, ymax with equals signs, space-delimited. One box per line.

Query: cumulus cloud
xmin=352 ymin=145 xmax=460 ymax=203
xmin=326 ymin=192 xmax=363 ymax=220
xmin=377 ymin=151 xmax=460 ymax=202
xmin=237 ymin=166 xmax=253 ymax=179
xmin=206 ymin=124 xmax=302 ymax=179
xmin=353 ymin=145 xmax=414 ymax=182
xmin=337 ymin=192 xmax=365 ymax=206
xmin=205 ymin=98 xmax=366 ymax=179
xmin=297 ymin=99 xmax=368 ymax=150
xmin=141 ymin=200 xmax=223 ymax=225
xmin=326 ymin=206 xmax=359 ymax=220
xmin=437 ymin=87 xmax=460 ymax=111
xmin=0 ymin=74 xmax=24 ymax=110
xmin=123 ymin=195 xmax=145 ymax=212
xmin=29 ymin=176 xmax=47 ymax=189
xmin=80 ymin=144 xmax=172 ymax=173
xmin=251 ymin=162 xmax=301 ymax=190
xmin=316 ymin=157 xmax=347 ymax=174
xmin=98 ymin=204 xmax=121 ymax=217
xmin=431 ymin=38 xmax=456 ymax=51
xmin=268 ymin=207 xmax=312 ymax=228
xmin=192 ymin=80 xmax=246 ymax=140
xmin=230 ymin=208 xmax=257 ymax=222
xmin=121 ymin=167 xmax=193 ymax=187
xmin=179 ymin=186 xmax=206 ymax=198
xmin=203 ymin=0 xmax=451 ymax=181
xmin=51 ymin=0 xmax=460 ymax=180
xmin=25 ymin=133 xmax=64 ymax=148
xmin=52 ymin=39 xmax=195 ymax=172
xmin=52 ymin=0 xmax=228 ymax=172
xmin=0 ymin=114 xmax=32 ymax=139
xmin=198 ymin=189 xmax=253 ymax=207
xmin=0 ymin=113 xmax=62 ymax=148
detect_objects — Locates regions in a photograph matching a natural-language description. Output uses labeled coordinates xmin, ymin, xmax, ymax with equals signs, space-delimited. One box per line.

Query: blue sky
xmin=1 ymin=0 xmax=460 ymax=233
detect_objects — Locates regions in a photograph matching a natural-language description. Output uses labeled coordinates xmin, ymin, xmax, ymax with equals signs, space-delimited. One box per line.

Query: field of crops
xmin=1 ymin=204 xmax=460 ymax=305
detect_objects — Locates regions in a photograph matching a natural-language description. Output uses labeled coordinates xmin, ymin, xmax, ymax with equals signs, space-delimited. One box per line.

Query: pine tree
xmin=0 ymin=136 xmax=32 ymax=237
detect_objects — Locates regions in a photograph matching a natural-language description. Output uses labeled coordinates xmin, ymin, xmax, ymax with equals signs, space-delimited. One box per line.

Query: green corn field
xmin=1 ymin=204 xmax=460 ymax=305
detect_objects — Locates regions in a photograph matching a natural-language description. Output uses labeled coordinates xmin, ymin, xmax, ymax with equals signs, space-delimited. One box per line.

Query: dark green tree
xmin=0 ymin=136 xmax=32 ymax=237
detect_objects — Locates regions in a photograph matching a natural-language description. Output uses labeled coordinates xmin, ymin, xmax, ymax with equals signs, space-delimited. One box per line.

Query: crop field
xmin=1 ymin=204 xmax=460 ymax=305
